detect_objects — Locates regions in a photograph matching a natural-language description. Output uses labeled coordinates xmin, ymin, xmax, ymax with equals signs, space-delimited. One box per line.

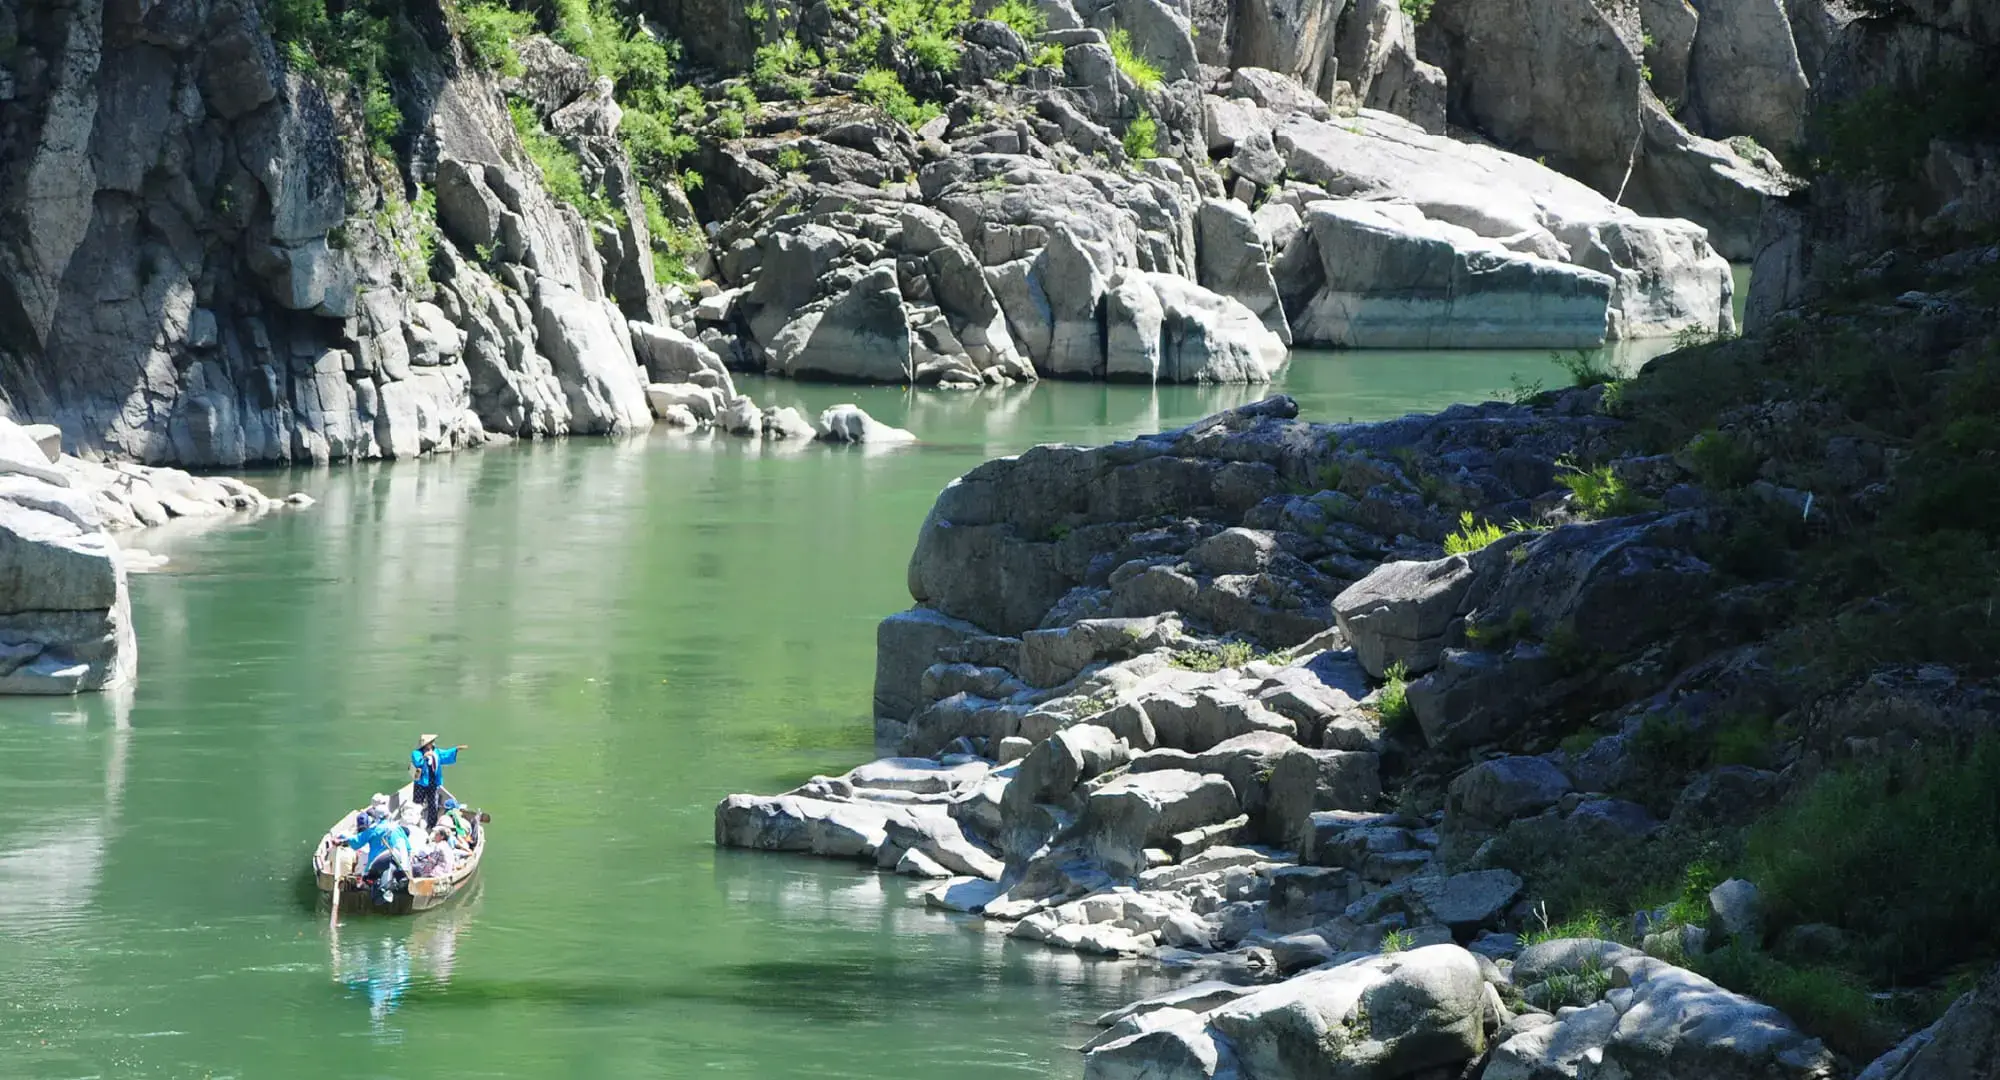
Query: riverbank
xmin=715 ymin=226 xmax=2000 ymax=1076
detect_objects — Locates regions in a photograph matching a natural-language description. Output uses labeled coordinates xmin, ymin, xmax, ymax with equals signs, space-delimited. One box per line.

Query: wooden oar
xmin=328 ymin=843 xmax=344 ymax=927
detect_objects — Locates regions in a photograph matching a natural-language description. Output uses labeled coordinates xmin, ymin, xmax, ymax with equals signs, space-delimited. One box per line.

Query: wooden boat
xmin=312 ymin=783 xmax=486 ymax=916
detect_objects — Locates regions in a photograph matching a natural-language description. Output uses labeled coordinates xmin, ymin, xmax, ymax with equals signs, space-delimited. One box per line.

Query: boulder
xmin=1278 ymin=200 xmax=1614 ymax=349
xmin=1708 ymin=878 xmax=1763 ymax=941
xmin=1199 ymin=945 xmax=1489 ymax=1079
xmin=1076 ymin=768 xmax=1243 ymax=877
xmin=1103 ymin=271 xmax=1287 ymax=383
xmin=1486 ymin=953 xmax=1836 ymax=1080
xmin=713 ymin=793 xmax=897 ymax=858
xmin=1858 ymin=961 xmax=2000 ymax=1080
xmin=1196 ymin=198 xmax=1291 ymax=344
xmin=1409 ymin=869 xmax=1523 ymax=934
xmin=531 ymin=284 xmax=654 ymax=435
xmin=1686 ymin=0 xmax=1810 ymax=158
xmin=1334 ymin=555 xmax=1479 ymax=678
xmin=874 ymin=608 xmax=987 ymax=721
xmin=0 ymin=479 xmax=135 ymax=694
xmin=1334 ymin=0 xmax=1447 ymax=132
xmin=1447 ymin=757 xmax=1572 ymax=829
xmin=815 ymin=404 xmax=917 ymax=444
xmin=768 ymin=262 xmax=915 ymax=383
xmin=1038 ymin=226 xmax=1110 ymax=378
xmin=1006 ymin=723 xmax=1132 ymax=809
xmin=1084 ymin=1012 xmax=1239 ymax=1080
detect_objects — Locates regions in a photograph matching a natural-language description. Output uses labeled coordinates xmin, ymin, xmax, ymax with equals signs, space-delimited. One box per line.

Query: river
xmin=0 ymin=344 xmax=1671 ymax=1078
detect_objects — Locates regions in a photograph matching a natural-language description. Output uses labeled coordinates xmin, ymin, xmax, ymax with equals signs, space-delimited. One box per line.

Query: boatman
xmin=410 ymin=734 xmax=466 ymax=831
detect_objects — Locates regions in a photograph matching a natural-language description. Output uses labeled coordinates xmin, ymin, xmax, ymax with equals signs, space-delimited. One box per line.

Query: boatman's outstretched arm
xmin=437 ymin=746 xmax=462 ymax=765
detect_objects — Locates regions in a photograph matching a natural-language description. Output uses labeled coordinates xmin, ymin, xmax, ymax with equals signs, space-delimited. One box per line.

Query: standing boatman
xmin=411 ymin=734 xmax=466 ymax=830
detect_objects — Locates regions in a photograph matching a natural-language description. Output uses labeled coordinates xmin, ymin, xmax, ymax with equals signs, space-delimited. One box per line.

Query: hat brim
xmin=418 ymin=734 xmax=439 ymax=746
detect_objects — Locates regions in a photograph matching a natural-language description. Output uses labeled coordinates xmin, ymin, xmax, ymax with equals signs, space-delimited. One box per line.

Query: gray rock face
xmin=1195 ymin=199 xmax=1290 ymax=345
xmin=1271 ymin=113 xmax=1735 ymax=340
xmin=0 ymin=5 xmax=664 ymax=466
xmin=1077 ymin=768 xmax=1243 ymax=877
xmin=1486 ymin=952 xmax=1836 ymax=1080
xmin=0 ymin=476 xmax=134 ymax=695
xmin=1280 ymin=200 xmax=1615 ymax=349
xmin=1687 ymin=0 xmax=1811 ymax=158
xmin=1335 ymin=0 xmax=1447 ymax=133
xmin=1104 ymin=271 xmax=1288 ymax=383
xmin=531 ymin=285 xmax=654 ymax=435
xmin=770 ymin=263 xmax=916 ymax=383
xmin=1335 ymin=555 xmax=1479 ymax=678
xmin=1448 ymin=757 xmax=1572 ymax=828
xmin=1197 ymin=945 xmax=1488 ymax=1079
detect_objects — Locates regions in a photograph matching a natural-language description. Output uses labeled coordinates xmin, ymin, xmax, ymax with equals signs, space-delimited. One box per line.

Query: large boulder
xmin=1196 ymin=198 xmax=1291 ymax=345
xmin=1200 ymin=945 xmax=1490 ymax=1079
xmin=1277 ymin=200 xmax=1615 ymax=349
xmin=1448 ymin=756 xmax=1572 ymax=829
xmin=0 ymin=465 xmax=136 ymax=694
xmin=1075 ymin=768 xmax=1242 ymax=877
xmin=530 ymin=284 xmax=654 ymax=435
xmin=1335 ymin=0 xmax=1447 ymax=133
xmin=1273 ymin=114 xmax=1734 ymax=339
xmin=768 ymin=263 xmax=915 ymax=383
xmin=1686 ymin=0 xmax=1811 ymax=158
xmin=1334 ymin=555 xmax=1480 ymax=679
xmin=1104 ymin=270 xmax=1288 ymax=383
xmin=1485 ymin=953 xmax=1836 ymax=1080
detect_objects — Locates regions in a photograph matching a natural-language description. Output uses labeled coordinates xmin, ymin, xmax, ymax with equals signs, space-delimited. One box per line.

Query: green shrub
xmin=1745 ymin=738 xmax=2000 ymax=987
xmin=1169 ymin=640 xmax=1265 ymax=672
xmin=1108 ymin=28 xmax=1161 ymax=89
xmin=907 ymin=27 xmax=962 ymax=71
xmin=1531 ymin=962 xmax=1613 ymax=1010
xmin=1694 ymin=944 xmax=1897 ymax=1060
xmin=1554 ymin=348 xmax=1617 ymax=388
xmin=1557 ymin=460 xmax=1654 ymax=518
xmin=987 ymin=0 xmax=1047 ymax=36
xmin=456 ymin=1 xmax=536 ymax=76
xmin=1122 ymin=108 xmax=1159 ymax=160
xmin=753 ymin=34 xmax=815 ymax=97
xmin=1031 ymin=41 xmax=1064 ymax=68
xmin=364 ymin=83 xmax=403 ymax=156
xmin=855 ymin=67 xmax=942 ymax=128
xmin=1379 ymin=929 xmax=1416 ymax=953
xmin=1373 ymin=661 xmax=1415 ymax=736
xmin=1399 ymin=0 xmax=1435 ymax=22
xmin=642 ymin=188 xmax=705 ymax=286
xmin=776 ymin=146 xmax=808 ymax=173
xmin=1520 ymin=908 xmax=1619 ymax=947
xmin=1684 ymin=428 xmax=1762 ymax=489
xmin=509 ymin=98 xmax=598 ymax=216
xmin=1443 ymin=511 xmax=1506 ymax=555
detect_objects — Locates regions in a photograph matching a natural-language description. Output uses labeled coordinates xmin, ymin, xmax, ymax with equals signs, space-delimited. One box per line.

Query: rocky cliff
xmin=1 ymin=0 xmax=1774 ymax=470
xmin=716 ymin=3 xmax=2000 ymax=1076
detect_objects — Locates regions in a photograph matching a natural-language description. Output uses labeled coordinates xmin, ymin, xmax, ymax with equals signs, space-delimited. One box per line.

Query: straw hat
xmin=418 ymin=733 xmax=438 ymax=748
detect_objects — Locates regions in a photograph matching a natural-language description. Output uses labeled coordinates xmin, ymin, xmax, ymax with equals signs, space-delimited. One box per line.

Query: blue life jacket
xmin=410 ymin=745 xmax=459 ymax=788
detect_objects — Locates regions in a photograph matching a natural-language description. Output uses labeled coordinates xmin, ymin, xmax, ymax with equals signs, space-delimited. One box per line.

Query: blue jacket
xmin=410 ymin=746 xmax=459 ymax=788
xmin=346 ymin=821 xmax=412 ymax=867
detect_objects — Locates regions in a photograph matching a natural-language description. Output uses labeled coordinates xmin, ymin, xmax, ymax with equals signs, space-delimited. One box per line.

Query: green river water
xmin=0 ymin=344 xmax=1674 ymax=1079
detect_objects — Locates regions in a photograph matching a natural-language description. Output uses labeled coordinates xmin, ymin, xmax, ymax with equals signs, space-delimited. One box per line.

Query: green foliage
xmin=746 ymin=1 xmax=769 ymax=23
xmin=1031 ymin=41 xmax=1064 ymax=68
xmin=907 ymin=27 xmax=963 ymax=71
xmin=1812 ymin=67 xmax=2000 ymax=182
xmin=1443 ymin=511 xmax=1507 ymax=555
xmin=1372 ymin=661 xmax=1415 ymax=737
xmin=1399 ymin=0 xmax=1435 ymax=22
xmin=363 ymin=82 xmax=404 ymax=156
xmin=1122 ymin=108 xmax=1159 ymax=160
xmin=1554 ymin=348 xmax=1617 ymax=388
xmin=987 ymin=0 xmax=1047 ymax=36
xmin=1683 ymin=428 xmax=1761 ymax=489
xmin=1520 ymin=908 xmax=1619 ymax=947
xmin=1169 ymin=640 xmax=1268 ymax=672
xmin=509 ymin=98 xmax=601 ymax=219
xmin=1531 ymin=962 xmax=1614 ymax=1010
xmin=268 ymin=0 xmax=408 ymax=155
xmin=753 ymin=33 xmax=816 ymax=97
xmin=455 ymin=1 xmax=536 ymax=76
xmin=642 ymin=188 xmax=706 ymax=286
xmin=1694 ymin=944 xmax=1897 ymax=1060
xmin=776 ymin=146 xmax=808 ymax=173
xmin=1378 ymin=929 xmax=1415 ymax=953
xmin=1463 ymin=605 xmax=1534 ymax=650
xmin=1108 ymin=29 xmax=1162 ymax=89
xmin=1556 ymin=460 xmax=1654 ymax=518
xmin=1745 ymin=738 xmax=2000 ymax=987
xmin=855 ymin=67 xmax=942 ymax=128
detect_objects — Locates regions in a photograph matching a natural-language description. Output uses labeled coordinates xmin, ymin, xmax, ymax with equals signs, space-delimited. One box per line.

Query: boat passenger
xmin=339 ymin=816 xmax=414 ymax=904
xmin=410 ymin=734 xmax=467 ymax=831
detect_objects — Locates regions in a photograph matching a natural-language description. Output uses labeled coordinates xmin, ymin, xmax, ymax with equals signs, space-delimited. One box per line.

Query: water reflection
xmin=331 ymin=883 xmax=480 ymax=1036
xmin=0 ymin=686 xmax=131 ymax=938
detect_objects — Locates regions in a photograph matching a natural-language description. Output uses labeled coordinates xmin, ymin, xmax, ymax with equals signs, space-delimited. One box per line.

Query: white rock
xmin=814 ymin=404 xmax=916 ymax=444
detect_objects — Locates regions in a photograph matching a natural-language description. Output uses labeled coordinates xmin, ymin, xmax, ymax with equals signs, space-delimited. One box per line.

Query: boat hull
xmin=313 ymin=783 xmax=485 ymax=917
